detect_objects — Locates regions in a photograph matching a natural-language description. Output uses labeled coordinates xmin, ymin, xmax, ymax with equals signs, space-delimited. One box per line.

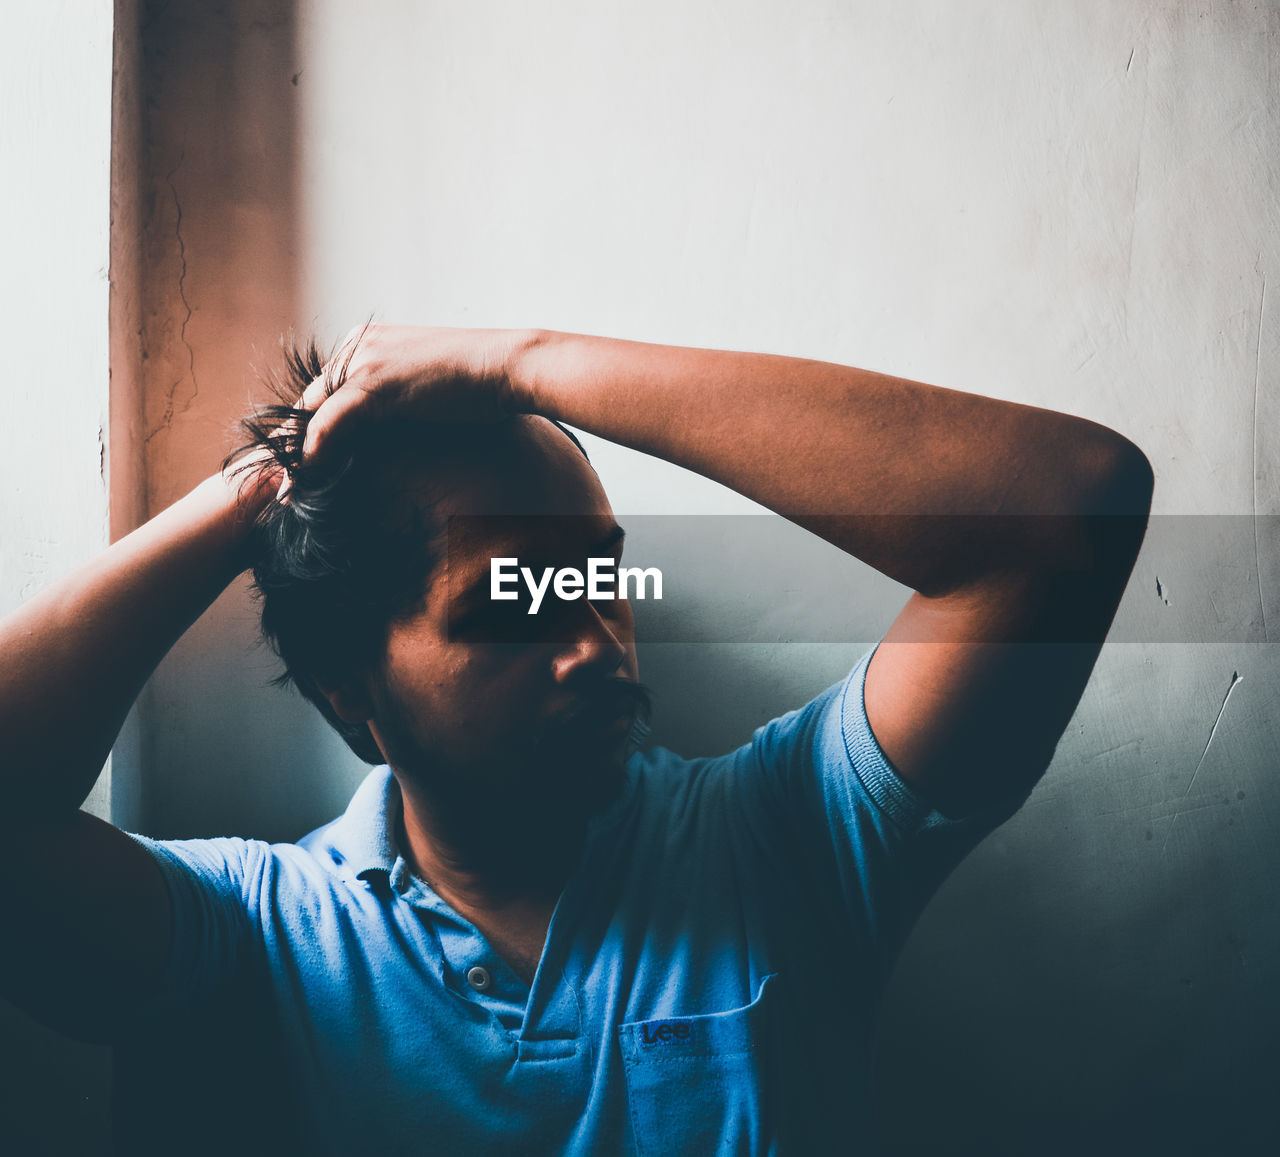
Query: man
xmin=0 ymin=325 xmax=1151 ymax=1153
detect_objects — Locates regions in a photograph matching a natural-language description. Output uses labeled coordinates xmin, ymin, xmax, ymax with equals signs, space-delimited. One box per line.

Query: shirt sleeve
xmin=731 ymin=645 xmax=1031 ymax=976
xmin=123 ymin=832 xmax=269 ymax=1010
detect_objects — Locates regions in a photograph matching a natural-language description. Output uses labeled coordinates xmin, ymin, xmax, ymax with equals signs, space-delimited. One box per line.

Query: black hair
xmin=225 ymin=332 xmax=591 ymax=764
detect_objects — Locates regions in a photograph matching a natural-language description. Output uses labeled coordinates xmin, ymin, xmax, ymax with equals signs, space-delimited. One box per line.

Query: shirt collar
xmin=304 ymin=754 xmax=643 ymax=882
xmin=307 ymin=764 xmax=402 ymax=879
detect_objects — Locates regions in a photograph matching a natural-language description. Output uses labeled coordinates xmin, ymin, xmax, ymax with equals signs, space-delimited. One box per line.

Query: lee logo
xmin=640 ymin=1021 xmax=694 ymax=1046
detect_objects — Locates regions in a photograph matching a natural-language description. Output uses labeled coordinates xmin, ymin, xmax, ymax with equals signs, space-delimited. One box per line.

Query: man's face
xmin=361 ymin=418 xmax=643 ymax=811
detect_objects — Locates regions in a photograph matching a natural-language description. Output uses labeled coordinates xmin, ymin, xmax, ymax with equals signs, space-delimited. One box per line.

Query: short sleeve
xmin=124 ymin=833 xmax=268 ymax=1008
xmin=734 ymin=646 xmax=1030 ymax=975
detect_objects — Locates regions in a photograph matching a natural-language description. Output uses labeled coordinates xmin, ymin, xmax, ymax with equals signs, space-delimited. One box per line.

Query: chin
xmin=520 ymin=738 xmax=629 ymax=813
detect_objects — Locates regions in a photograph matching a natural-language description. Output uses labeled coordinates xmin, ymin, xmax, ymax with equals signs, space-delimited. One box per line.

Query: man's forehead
xmin=381 ymin=415 xmax=617 ymax=603
xmin=399 ymin=415 xmax=607 ymax=517
xmin=443 ymin=514 xmax=625 ymax=588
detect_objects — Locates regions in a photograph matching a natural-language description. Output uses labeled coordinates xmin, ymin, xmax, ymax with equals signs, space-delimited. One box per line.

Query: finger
xmin=224 ymin=449 xmax=286 ymax=515
xmin=302 ymin=386 xmax=370 ymax=462
xmin=298 ymin=375 xmax=330 ymax=412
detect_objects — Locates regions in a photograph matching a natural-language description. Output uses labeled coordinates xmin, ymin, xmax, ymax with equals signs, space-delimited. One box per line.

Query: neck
xmin=393 ymin=770 xmax=614 ymax=913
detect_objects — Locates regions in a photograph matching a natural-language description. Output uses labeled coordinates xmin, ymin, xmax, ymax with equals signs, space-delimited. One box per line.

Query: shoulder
xmin=617 ymin=658 xmax=859 ymax=836
xmin=122 ymin=767 xmax=402 ymax=919
xmin=633 ymin=648 xmax=1014 ymax=837
xmin=123 ymin=830 xmax=353 ymax=914
xmin=631 ymin=657 xmax=856 ymax=778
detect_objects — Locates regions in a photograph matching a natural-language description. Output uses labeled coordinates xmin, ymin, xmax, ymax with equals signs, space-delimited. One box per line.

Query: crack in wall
xmin=1251 ymin=270 xmax=1268 ymax=640
xmin=1162 ymin=671 xmax=1244 ymax=853
xmin=1119 ymin=70 xmax=1149 ymax=340
xmin=145 ymin=150 xmax=199 ymax=443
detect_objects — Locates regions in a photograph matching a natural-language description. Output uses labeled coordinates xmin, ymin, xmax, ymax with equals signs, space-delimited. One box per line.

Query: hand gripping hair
xmin=224 ymin=332 xmax=591 ymax=765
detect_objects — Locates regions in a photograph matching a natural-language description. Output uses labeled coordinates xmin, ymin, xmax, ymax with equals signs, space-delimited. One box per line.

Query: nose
xmin=550 ymin=599 xmax=629 ymax=685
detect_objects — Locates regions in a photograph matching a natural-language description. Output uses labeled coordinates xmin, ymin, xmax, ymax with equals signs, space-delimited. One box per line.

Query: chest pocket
xmin=618 ymin=973 xmax=779 ymax=1157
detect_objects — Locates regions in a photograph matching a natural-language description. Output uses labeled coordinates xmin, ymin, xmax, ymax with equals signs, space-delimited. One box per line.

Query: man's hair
xmin=226 ymin=334 xmax=591 ymax=764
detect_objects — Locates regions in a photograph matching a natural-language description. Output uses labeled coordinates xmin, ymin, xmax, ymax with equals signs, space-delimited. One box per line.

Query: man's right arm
xmin=0 ymin=471 xmax=267 ymax=1040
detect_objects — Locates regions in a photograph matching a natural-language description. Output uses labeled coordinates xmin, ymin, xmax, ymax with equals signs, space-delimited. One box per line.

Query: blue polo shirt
xmin=123 ymin=649 xmax=1022 ymax=1154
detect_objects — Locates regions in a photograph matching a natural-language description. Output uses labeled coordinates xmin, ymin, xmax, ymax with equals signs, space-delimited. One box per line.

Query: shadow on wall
xmin=873 ymin=639 xmax=1280 ymax=1156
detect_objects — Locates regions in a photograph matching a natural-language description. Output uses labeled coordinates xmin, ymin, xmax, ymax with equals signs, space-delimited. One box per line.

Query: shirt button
xmin=466 ymin=966 xmax=492 ymax=992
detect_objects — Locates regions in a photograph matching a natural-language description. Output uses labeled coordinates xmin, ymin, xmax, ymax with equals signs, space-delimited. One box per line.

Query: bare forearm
xmin=514 ymin=330 xmax=1150 ymax=593
xmin=0 ymin=474 xmax=258 ymax=820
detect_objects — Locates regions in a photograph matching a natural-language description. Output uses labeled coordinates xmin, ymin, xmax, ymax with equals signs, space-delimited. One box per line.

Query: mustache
xmin=537 ymin=678 xmax=655 ymax=746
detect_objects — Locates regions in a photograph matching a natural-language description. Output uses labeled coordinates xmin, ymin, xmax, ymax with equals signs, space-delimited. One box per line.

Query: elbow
xmin=1082 ymin=428 xmax=1154 ymax=519
xmin=1060 ymin=426 xmax=1154 ymax=576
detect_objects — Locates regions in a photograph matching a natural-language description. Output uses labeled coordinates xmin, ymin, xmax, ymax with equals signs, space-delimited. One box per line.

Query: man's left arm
xmin=301 ymin=326 xmax=1154 ymax=814
xmin=522 ymin=332 xmax=1152 ymax=812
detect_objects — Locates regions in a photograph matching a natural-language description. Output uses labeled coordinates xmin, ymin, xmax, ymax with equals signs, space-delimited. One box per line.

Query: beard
xmin=370 ymin=673 xmax=654 ymax=833
xmin=528 ymin=676 xmax=653 ymax=799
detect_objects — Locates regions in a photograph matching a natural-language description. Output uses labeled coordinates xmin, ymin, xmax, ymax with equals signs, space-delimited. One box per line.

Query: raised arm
xmin=0 ymin=471 xmax=270 ymax=1037
xmin=519 ymin=333 xmax=1153 ymax=809
xmin=301 ymin=325 xmax=1152 ymax=811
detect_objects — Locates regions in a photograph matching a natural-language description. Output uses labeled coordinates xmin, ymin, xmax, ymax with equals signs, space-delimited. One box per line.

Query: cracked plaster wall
xmin=128 ymin=0 xmax=322 ymax=845
xmin=121 ymin=1 xmax=1280 ymax=1152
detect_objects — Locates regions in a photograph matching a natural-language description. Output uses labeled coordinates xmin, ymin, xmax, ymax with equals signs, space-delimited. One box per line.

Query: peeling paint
xmin=1155 ymin=575 xmax=1171 ymax=605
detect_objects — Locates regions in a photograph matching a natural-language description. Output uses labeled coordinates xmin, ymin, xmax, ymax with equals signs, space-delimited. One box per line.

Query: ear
xmin=313 ymin=674 xmax=375 ymax=724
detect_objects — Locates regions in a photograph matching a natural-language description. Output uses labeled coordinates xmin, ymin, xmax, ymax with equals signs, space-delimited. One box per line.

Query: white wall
xmin=126 ymin=1 xmax=1278 ymax=1151
xmin=0 ymin=2 xmax=114 ymax=1151
xmin=0 ymin=7 xmax=114 ymax=642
